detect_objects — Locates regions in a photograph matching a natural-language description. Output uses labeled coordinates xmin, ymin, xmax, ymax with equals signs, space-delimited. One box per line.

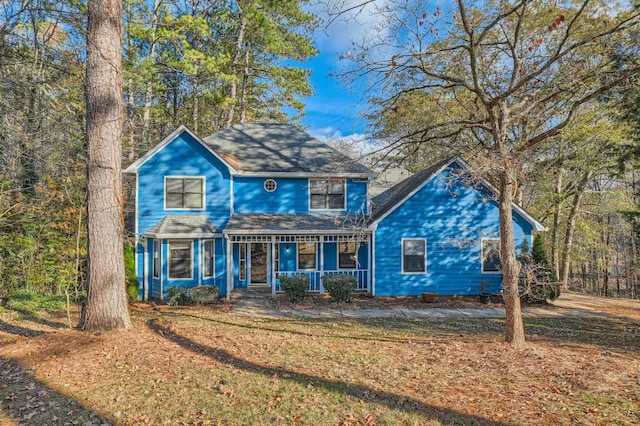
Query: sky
xmin=299 ymin=1 xmax=385 ymax=142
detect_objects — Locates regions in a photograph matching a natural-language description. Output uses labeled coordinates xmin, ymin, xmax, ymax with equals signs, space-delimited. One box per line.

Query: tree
xmin=532 ymin=233 xmax=548 ymax=265
xmin=79 ymin=0 xmax=131 ymax=331
xmin=343 ymin=0 xmax=640 ymax=346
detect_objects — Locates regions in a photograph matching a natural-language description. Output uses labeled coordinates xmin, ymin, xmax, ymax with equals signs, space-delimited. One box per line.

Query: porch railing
xmin=274 ymin=269 xmax=369 ymax=293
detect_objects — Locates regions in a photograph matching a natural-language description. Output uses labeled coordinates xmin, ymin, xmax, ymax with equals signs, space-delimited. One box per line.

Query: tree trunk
xmin=79 ymin=0 xmax=131 ymax=331
xmin=225 ymin=3 xmax=246 ymax=128
xmin=239 ymin=48 xmax=249 ymax=123
xmin=560 ymin=170 xmax=592 ymax=289
xmin=142 ymin=0 xmax=160 ymax=152
xmin=551 ymin=170 xmax=563 ymax=282
xmin=499 ymin=166 xmax=524 ymax=347
xmin=192 ymin=77 xmax=199 ymax=134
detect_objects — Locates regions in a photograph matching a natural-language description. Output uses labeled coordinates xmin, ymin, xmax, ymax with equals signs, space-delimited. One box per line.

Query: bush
xmin=1 ymin=289 xmax=67 ymax=314
xmin=518 ymin=262 xmax=560 ymax=303
xmin=280 ymin=275 xmax=309 ymax=303
xmin=322 ymin=274 xmax=356 ymax=303
xmin=189 ymin=285 xmax=220 ymax=304
xmin=166 ymin=286 xmax=189 ymax=306
xmin=124 ymin=244 xmax=139 ymax=303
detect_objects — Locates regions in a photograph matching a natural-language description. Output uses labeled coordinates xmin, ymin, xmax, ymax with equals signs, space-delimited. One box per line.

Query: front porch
xmin=226 ymin=234 xmax=371 ymax=295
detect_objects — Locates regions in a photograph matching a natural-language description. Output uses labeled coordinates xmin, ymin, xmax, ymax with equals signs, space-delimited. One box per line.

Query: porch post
xmin=271 ymin=236 xmax=276 ymax=295
xmin=367 ymin=234 xmax=372 ymax=293
xmin=226 ymin=236 xmax=232 ymax=300
xmin=319 ymin=237 xmax=324 ymax=294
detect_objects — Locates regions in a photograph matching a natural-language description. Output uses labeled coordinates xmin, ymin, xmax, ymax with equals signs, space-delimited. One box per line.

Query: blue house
xmin=124 ymin=123 xmax=545 ymax=300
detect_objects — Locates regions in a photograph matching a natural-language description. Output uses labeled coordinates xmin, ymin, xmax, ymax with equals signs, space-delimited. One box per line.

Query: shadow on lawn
xmin=162 ymin=308 xmax=640 ymax=355
xmin=0 ymin=357 xmax=112 ymax=425
xmin=0 ymin=319 xmax=46 ymax=337
xmin=147 ymin=318 xmax=507 ymax=426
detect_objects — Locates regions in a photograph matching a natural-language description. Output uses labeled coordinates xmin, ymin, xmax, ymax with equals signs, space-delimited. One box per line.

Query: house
xmin=124 ymin=123 xmax=545 ymax=300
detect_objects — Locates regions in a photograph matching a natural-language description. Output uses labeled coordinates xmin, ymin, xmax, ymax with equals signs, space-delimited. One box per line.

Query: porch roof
xmin=224 ymin=213 xmax=367 ymax=234
xmin=144 ymin=215 xmax=219 ymax=238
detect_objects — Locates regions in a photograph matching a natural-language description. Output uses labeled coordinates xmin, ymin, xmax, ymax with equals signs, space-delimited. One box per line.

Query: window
xmin=165 ymin=177 xmax=204 ymax=209
xmin=239 ymin=244 xmax=246 ymax=281
xmin=298 ymin=242 xmax=317 ymax=270
xmin=402 ymin=239 xmax=426 ymax=273
xmin=203 ymin=240 xmax=214 ymax=278
xmin=310 ymin=178 xmax=345 ymax=210
xmin=264 ymin=179 xmax=277 ymax=192
xmin=482 ymin=239 xmax=501 ymax=273
xmin=152 ymin=240 xmax=160 ymax=278
xmin=339 ymin=242 xmax=357 ymax=269
xmin=169 ymin=241 xmax=192 ymax=279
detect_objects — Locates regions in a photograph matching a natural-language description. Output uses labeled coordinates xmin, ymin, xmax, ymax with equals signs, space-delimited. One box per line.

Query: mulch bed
xmin=269 ymin=292 xmax=508 ymax=311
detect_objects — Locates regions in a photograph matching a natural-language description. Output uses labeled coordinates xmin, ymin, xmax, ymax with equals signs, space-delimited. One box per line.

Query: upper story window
xmin=402 ymin=239 xmax=426 ymax=274
xmin=482 ymin=239 xmax=501 ymax=273
xmin=309 ymin=178 xmax=345 ymax=210
xmin=165 ymin=177 xmax=204 ymax=209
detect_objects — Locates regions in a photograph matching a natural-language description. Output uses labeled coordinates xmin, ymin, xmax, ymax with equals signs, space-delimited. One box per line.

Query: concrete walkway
xmin=230 ymin=292 xmax=616 ymax=320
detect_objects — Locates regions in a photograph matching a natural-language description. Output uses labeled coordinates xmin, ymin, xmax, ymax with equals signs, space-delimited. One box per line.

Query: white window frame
xmin=297 ymin=242 xmax=317 ymax=270
xmin=401 ymin=238 xmax=427 ymax=274
xmin=308 ymin=178 xmax=346 ymax=211
xmin=164 ymin=176 xmax=206 ymax=210
xmin=168 ymin=240 xmax=194 ymax=280
xmin=239 ymin=243 xmax=247 ymax=281
xmin=152 ymin=240 xmax=161 ymax=279
xmin=338 ymin=241 xmax=357 ymax=269
xmin=203 ymin=239 xmax=214 ymax=279
xmin=481 ymin=238 xmax=501 ymax=274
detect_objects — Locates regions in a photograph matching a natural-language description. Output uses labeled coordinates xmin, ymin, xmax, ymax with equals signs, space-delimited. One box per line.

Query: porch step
xmin=233 ymin=286 xmax=273 ymax=300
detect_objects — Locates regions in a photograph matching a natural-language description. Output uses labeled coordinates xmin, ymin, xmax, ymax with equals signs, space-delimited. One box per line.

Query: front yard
xmin=1 ymin=298 xmax=639 ymax=425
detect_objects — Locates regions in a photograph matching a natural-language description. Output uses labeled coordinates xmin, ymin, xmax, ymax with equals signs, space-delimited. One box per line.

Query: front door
xmin=250 ymin=243 xmax=268 ymax=285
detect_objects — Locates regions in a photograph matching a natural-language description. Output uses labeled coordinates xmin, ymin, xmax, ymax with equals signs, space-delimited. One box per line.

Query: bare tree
xmin=340 ymin=0 xmax=640 ymax=346
xmin=79 ymin=0 xmax=131 ymax=331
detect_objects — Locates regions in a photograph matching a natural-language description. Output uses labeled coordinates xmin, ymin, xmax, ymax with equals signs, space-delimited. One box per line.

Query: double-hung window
xmin=309 ymin=178 xmax=345 ymax=210
xmin=169 ymin=240 xmax=192 ymax=279
xmin=165 ymin=177 xmax=204 ymax=209
xmin=203 ymin=240 xmax=214 ymax=278
xmin=402 ymin=239 xmax=426 ymax=273
xmin=298 ymin=242 xmax=317 ymax=270
xmin=338 ymin=242 xmax=357 ymax=269
xmin=482 ymin=239 xmax=501 ymax=273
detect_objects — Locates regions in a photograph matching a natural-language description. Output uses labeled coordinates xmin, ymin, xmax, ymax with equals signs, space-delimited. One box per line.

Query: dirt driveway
xmin=550 ymin=291 xmax=640 ymax=320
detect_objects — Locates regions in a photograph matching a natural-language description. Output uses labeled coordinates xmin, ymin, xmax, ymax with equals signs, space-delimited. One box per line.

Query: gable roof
xmin=144 ymin=215 xmax=219 ymax=238
xmin=123 ymin=125 xmax=237 ymax=174
xmin=202 ymin=123 xmax=373 ymax=176
xmin=370 ymin=156 xmax=546 ymax=231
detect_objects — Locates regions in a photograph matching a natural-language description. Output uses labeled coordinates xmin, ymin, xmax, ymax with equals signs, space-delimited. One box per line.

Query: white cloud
xmin=308 ymin=0 xmax=389 ymax=54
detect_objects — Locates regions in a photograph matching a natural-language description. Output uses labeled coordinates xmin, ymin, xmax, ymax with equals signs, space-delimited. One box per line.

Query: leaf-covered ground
xmin=1 ymin=295 xmax=639 ymax=425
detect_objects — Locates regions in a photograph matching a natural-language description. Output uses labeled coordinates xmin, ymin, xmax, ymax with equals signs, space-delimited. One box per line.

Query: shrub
xmin=322 ymin=274 xmax=356 ymax=303
xmin=124 ymin=244 xmax=139 ymax=303
xmin=532 ymin=234 xmax=549 ymax=265
xmin=166 ymin=286 xmax=189 ymax=306
xmin=189 ymin=285 xmax=219 ymax=304
xmin=280 ymin=275 xmax=309 ymax=303
xmin=1 ymin=289 xmax=67 ymax=314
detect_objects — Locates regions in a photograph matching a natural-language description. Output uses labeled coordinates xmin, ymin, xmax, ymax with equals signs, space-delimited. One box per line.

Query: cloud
xmin=308 ymin=0 xmax=389 ymax=54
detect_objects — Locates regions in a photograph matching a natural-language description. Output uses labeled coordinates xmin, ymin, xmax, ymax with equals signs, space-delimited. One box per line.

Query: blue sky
xmin=299 ymin=2 xmax=384 ymax=141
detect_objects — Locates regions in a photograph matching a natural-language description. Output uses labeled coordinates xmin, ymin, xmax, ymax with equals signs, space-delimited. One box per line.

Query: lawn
xmin=1 ymin=299 xmax=639 ymax=425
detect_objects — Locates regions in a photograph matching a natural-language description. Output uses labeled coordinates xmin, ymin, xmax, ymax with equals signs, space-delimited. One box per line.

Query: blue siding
xmin=374 ymin=165 xmax=533 ymax=296
xmin=233 ymin=177 xmax=369 ymax=215
xmin=280 ymin=243 xmax=297 ymax=271
xmin=136 ymin=132 xmax=231 ymax=236
xmin=323 ymin=243 xmax=337 ymax=270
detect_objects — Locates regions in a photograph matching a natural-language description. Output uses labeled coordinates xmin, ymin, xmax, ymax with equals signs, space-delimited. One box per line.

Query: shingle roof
xmin=225 ymin=213 xmax=367 ymax=233
xmin=145 ymin=215 xmax=218 ymax=237
xmin=370 ymin=157 xmax=455 ymax=222
xmin=203 ymin=123 xmax=372 ymax=175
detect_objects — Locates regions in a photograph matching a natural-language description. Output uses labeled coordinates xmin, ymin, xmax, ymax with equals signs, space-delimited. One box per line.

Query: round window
xmin=264 ymin=179 xmax=277 ymax=192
